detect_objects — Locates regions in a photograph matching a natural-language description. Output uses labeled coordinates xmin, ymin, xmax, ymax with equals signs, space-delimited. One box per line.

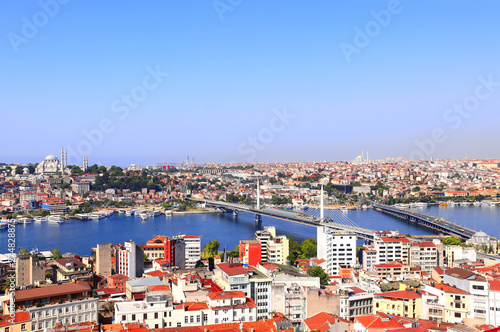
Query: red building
xmin=107 ymin=273 xmax=129 ymax=292
xmin=239 ymin=240 xmax=261 ymax=267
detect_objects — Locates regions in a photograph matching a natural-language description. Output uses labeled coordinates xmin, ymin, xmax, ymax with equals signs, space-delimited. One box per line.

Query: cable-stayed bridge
xmin=186 ymin=183 xmax=375 ymax=240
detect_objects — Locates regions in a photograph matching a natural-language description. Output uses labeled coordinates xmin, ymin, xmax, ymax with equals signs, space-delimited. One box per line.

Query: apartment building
xmin=317 ymin=226 xmax=356 ymax=276
xmin=409 ymin=242 xmax=438 ymax=273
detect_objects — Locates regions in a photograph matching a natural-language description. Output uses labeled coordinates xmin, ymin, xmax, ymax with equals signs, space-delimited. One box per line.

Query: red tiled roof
xmin=0 ymin=312 xmax=31 ymax=326
xmin=13 ymin=283 xmax=91 ymax=302
xmin=355 ymin=315 xmax=404 ymax=329
xmin=380 ymin=236 xmax=410 ymax=243
xmin=207 ymin=291 xmax=245 ymax=300
xmin=216 ymin=263 xmax=249 ymax=276
xmin=433 ymin=283 xmax=467 ymax=294
xmin=304 ymin=312 xmax=343 ymax=332
xmin=148 ymin=285 xmax=170 ymax=291
xmin=374 ymin=290 xmax=421 ymax=300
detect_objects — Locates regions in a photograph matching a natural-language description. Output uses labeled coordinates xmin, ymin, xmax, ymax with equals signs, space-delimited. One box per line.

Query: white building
xmin=488 ymin=280 xmax=500 ymax=326
xmin=177 ymin=235 xmax=201 ymax=269
xmin=374 ymin=235 xmax=411 ymax=265
xmin=410 ymin=242 xmax=438 ymax=273
xmin=317 ymin=226 xmax=356 ymax=276
xmin=444 ymin=267 xmax=488 ymax=323
xmin=115 ymin=240 xmax=144 ymax=278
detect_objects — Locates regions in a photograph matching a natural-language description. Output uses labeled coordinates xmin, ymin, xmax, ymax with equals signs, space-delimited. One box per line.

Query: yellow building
xmin=433 ymin=283 xmax=471 ymax=324
xmin=373 ymin=290 xmax=422 ymax=319
xmin=0 ymin=312 xmax=32 ymax=332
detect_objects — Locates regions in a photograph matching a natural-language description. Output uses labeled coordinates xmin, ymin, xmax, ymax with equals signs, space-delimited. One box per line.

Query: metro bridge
xmin=186 ymin=183 xmax=376 ymax=240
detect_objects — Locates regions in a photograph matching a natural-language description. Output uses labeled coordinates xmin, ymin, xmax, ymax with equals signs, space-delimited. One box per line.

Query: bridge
xmin=373 ymin=204 xmax=496 ymax=240
xmin=187 ymin=183 xmax=376 ymax=240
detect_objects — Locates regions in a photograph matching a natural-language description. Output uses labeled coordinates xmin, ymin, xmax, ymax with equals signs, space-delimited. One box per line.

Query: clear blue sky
xmin=1 ymin=1 xmax=500 ymax=166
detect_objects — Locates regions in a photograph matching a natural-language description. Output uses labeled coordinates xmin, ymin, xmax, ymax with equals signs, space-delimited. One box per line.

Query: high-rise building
xmin=96 ymin=243 xmax=112 ymax=277
xmin=115 ymin=240 xmax=144 ymax=278
xmin=16 ymin=253 xmax=45 ymax=287
xmin=316 ymin=226 xmax=356 ymax=276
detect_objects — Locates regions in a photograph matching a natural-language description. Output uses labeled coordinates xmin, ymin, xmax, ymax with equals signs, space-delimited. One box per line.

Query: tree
xmin=15 ymin=166 xmax=23 ymax=175
xmin=195 ymin=260 xmax=205 ymax=268
xmin=51 ymin=248 xmax=62 ymax=259
xmin=203 ymin=240 xmax=220 ymax=258
xmin=442 ymin=236 xmax=463 ymax=246
xmin=144 ymin=253 xmax=149 ymax=263
xmin=307 ymin=266 xmax=329 ymax=285
xmin=19 ymin=247 xmax=28 ymax=254
xmin=300 ymin=238 xmax=317 ymax=259
xmin=45 ymin=272 xmax=52 ymax=280
xmin=70 ymin=166 xmax=83 ymax=175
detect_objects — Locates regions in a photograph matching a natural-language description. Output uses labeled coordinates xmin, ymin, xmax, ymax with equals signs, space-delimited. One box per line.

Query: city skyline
xmin=2 ymin=1 xmax=500 ymax=165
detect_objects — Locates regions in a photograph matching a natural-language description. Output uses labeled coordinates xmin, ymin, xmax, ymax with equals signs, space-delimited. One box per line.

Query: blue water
xmin=0 ymin=206 xmax=498 ymax=256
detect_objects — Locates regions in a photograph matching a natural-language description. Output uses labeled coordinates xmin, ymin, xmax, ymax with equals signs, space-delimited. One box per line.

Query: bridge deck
xmin=187 ymin=198 xmax=375 ymax=240
xmin=373 ymin=204 xmax=495 ymax=240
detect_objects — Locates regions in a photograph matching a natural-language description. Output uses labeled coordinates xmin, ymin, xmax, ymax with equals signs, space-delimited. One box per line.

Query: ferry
xmin=47 ymin=215 xmax=64 ymax=223
xmin=414 ymin=202 xmax=428 ymax=208
xmin=139 ymin=212 xmax=152 ymax=220
xmin=33 ymin=216 xmax=47 ymax=222
xmin=20 ymin=218 xmax=32 ymax=224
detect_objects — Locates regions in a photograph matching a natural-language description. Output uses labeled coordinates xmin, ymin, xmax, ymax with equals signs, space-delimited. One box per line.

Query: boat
xmin=139 ymin=212 xmax=151 ymax=220
xmin=439 ymin=203 xmax=448 ymax=207
xmin=415 ymin=202 xmax=428 ymax=207
xmin=152 ymin=210 xmax=162 ymax=217
xmin=125 ymin=210 xmax=134 ymax=216
xmin=164 ymin=210 xmax=172 ymax=217
xmin=21 ymin=218 xmax=32 ymax=224
xmin=0 ymin=222 xmax=7 ymax=230
xmin=473 ymin=201 xmax=481 ymax=206
xmin=460 ymin=202 xmax=470 ymax=206
xmin=89 ymin=213 xmax=105 ymax=220
xmin=33 ymin=216 xmax=47 ymax=222
xmin=448 ymin=201 xmax=458 ymax=207
xmin=47 ymin=215 xmax=64 ymax=223
xmin=362 ymin=205 xmax=368 ymax=210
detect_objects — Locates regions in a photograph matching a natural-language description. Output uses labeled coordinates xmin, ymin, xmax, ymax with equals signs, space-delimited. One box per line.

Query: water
xmin=0 ymin=206 xmax=498 ymax=256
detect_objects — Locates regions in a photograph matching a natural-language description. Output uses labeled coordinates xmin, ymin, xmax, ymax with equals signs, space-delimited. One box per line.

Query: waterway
xmin=0 ymin=206 xmax=498 ymax=256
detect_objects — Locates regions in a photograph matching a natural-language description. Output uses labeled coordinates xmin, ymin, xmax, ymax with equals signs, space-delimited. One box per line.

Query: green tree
xmin=195 ymin=260 xmax=205 ymax=268
xmin=19 ymin=247 xmax=28 ymax=254
xmin=203 ymin=240 xmax=220 ymax=258
xmin=307 ymin=266 xmax=330 ymax=285
xmin=300 ymin=238 xmax=317 ymax=259
xmin=51 ymin=248 xmax=62 ymax=259
xmin=45 ymin=272 xmax=52 ymax=280
xmin=442 ymin=236 xmax=463 ymax=246
xmin=70 ymin=166 xmax=83 ymax=175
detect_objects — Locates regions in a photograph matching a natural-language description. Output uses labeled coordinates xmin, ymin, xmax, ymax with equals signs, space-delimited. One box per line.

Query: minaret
xmin=61 ymin=147 xmax=64 ymax=174
xmin=367 ymin=151 xmax=369 ymax=163
xmin=320 ymin=184 xmax=324 ymax=222
xmin=64 ymin=148 xmax=67 ymax=169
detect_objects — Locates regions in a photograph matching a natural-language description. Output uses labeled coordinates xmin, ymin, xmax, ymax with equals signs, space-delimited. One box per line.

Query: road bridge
xmin=373 ymin=204 xmax=496 ymax=241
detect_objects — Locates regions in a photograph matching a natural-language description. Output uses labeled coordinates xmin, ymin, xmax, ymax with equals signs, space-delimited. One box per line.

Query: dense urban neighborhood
xmin=1 ymin=154 xmax=500 ymax=331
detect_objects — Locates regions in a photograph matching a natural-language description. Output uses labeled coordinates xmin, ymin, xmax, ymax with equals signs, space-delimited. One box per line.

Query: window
xmin=155 ymin=312 xmax=158 ymax=319
xmin=131 ymin=314 xmax=136 ymax=321
xmin=177 ymin=323 xmax=181 ymax=327
xmin=185 ymin=317 xmax=188 ymax=324
xmin=455 ymin=312 xmax=461 ymax=318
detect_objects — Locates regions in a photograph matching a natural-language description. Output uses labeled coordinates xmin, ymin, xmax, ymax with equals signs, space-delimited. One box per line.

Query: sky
xmin=1 ymin=1 xmax=500 ymax=166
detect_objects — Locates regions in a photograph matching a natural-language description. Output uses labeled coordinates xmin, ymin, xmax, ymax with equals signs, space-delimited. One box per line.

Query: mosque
xmin=35 ymin=147 xmax=88 ymax=175
xmin=351 ymin=150 xmax=369 ymax=165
